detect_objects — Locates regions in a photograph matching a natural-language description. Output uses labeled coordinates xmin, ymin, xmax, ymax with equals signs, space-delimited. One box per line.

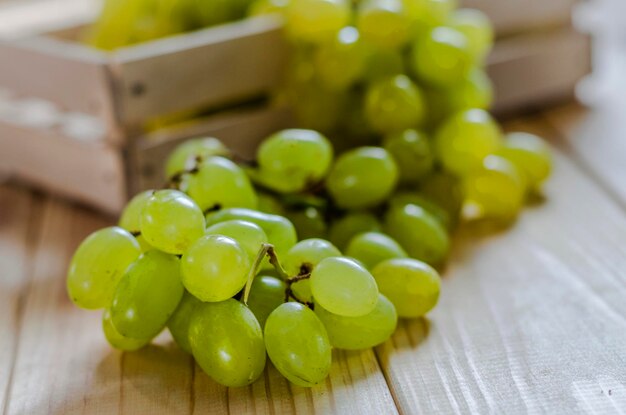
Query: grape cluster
xmin=70 ymin=0 xmax=555 ymax=390
xmin=67 ymin=124 xmax=551 ymax=387
xmin=248 ymin=0 xmax=553 ymax=223
xmin=67 ymin=132 xmax=434 ymax=387
xmin=89 ymin=0 xmax=256 ymax=50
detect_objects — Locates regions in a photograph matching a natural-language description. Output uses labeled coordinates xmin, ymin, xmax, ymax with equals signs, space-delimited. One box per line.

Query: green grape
xmin=284 ymin=238 xmax=342 ymax=302
xmin=420 ymin=85 xmax=452 ymax=129
xmin=448 ymin=8 xmax=493 ymax=61
xmin=372 ymin=258 xmax=441 ymax=317
xmin=419 ymin=171 xmax=463 ymax=227
xmin=140 ymin=189 xmax=205 ymax=255
xmin=495 ymin=132 xmax=552 ymax=190
xmin=311 ymin=256 xmax=378 ymax=317
xmin=287 ymin=77 xmax=347 ymax=133
xmin=167 ymin=291 xmax=202 ymax=353
xmin=286 ymin=0 xmax=350 ymax=44
xmin=256 ymin=192 xmax=286 ymax=215
xmin=444 ymin=68 xmax=493 ymax=112
xmin=205 ymin=208 xmax=297 ymax=257
xmin=195 ymin=0 xmax=254 ymax=27
xmin=363 ymin=48 xmax=405 ymax=83
xmin=255 ymin=129 xmax=333 ymax=193
xmin=315 ymin=293 xmax=397 ymax=349
xmin=357 ymin=0 xmax=411 ymax=49
xmin=264 ymin=302 xmax=331 ymax=387
xmin=389 ymin=192 xmax=453 ymax=230
xmin=364 ymin=75 xmax=426 ymax=134
xmin=285 ymin=207 xmax=328 ymax=240
xmin=181 ymin=235 xmax=250 ymax=302
xmin=186 ymin=156 xmax=257 ymax=211
xmin=119 ymin=190 xmax=153 ymax=251
xmin=206 ymin=220 xmax=268 ymax=261
xmin=339 ymin=89 xmax=378 ymax=142
xmin=102 ymin=308 xmax=151 ymax=351
xmin=314 ymin=26 xmax=368 ymax=90
xmin=246 ymin=275 xmax=287 ymax=327
xmin=345 ymin=232 xmax=408 ymax=270
xmin=326 ymin=147 xmax=399 ymax=209
xmin=423 ymin=69 xmax=493 ymax=128
xmin=403 ymin=0 xmax=457 ymax=32
xmin=464 ymin=155 xmax=526 ymax=221
xmin=119 ymin=190 xmax=152 ymax=232
xmin=383 ymin=129 xmax=434 ymax=184
xmin=434 ymin=108 xmax=502 ymax=176
xmin=189 ymin=299 xmax=266 ymax=387
xmin=248 ymin=0 xmax=289 ymax=15
xmin=384 ymin=203 xmax=449 ymax=265
xmin=328 ymin=212 xmax=382 ymax=250
xmin=411 ymin=26 xmax=473 ymax=86
xmin=164 ymin=137 xmax=229 ymax=179
xmin=67 ymin=227 xmax=141 ymax=310
xmin=111 ymin=250 xmax=184 ymax=339
xmin=88 ymin=0 xmax=147 ymax=50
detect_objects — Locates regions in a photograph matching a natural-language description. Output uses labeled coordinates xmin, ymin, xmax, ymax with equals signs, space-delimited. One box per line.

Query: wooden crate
xmin=488 ymin=26 xmax=592 ymax=115
xmin=461 ymin=0 xmax=591 ymax=114
xmin=0 ymin=0 xmax=290 ymax=213
xmin=0 ymin=0 xmax=590 ymax=214
xmin=461 ymin=0 xmax=578 ymax=36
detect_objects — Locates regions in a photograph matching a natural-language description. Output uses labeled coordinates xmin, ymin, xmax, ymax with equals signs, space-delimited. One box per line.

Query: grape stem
xmin=165 ymin=155 xmax=203 ymax=189
xmin=243 ymin=243 xmax=294 ymax=304
xmin=242 ymin=243 xmax=313 ymax=308
xmin=283 ymin=272 xmax=313 ymax=308
xmin=242 ymin=243 xmax=273 ymax=305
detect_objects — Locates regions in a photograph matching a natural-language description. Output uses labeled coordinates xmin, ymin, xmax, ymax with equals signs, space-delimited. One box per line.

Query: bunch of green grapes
xmin=66 ymin=130 xmax=465 ymax=388
xmin=88 ymin=0 xmax=256 ymax=50
xmin=69 ymin=0 xmax=554 ymax=390
xmin=249 ymin=0 xmax=553 ymax=223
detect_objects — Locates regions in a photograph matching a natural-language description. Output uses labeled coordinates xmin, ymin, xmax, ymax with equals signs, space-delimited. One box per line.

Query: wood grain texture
xmin=542 ymin=97 xmax=626 ymax=207
xmin=0 ymin=187 xmax=40 ymax=414
xmin=488 ymin=27 xmax=591 ymax=115
xmin=112 ymin=16 xmax=288 ymax=126
xmin=0 ymin=0 xmax=98 ymax=39
xmin=460 ymin=0 xmax=577 ymax=36
xmin=0 ymin=187 xmax=396 ymax=415
xmin=375 ymin=119 xmax=626 ymax=414
xmin=132 ymin=105 xmax=291 ymax=193
xmin=0 ymin=122 xmax=127 ymax=214
xmin=0 ymin=37 xmax=114 ymax=122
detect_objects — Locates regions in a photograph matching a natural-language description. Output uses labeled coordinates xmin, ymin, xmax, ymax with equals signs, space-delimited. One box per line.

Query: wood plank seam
xmin=373 ymin=342 xmax=405 ymax=414
xmin=1 ymin=193 xmax=44 ymax=415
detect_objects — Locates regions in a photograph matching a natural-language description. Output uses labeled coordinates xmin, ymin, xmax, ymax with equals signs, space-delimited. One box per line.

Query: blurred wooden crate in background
xmin=462 ymin=0 xmax=591 ymax=115
xmin=462 ymin=0 xmax=578 ymax=36
xmin=0 ymin=0 xmax=591 ymax=214
xmin=0 ymin=0 xmax=291 ymax=213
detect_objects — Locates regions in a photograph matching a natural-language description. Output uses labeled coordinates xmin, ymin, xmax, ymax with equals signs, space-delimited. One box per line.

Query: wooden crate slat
xmin=488 ymin=27 xmax=591 ymax=115
xmin=0 ymin=37 xmax=116 ymax=127
xmin=461 ymin=0 xmax=577 ymax=37
xmin=0 ymin=186 xmax=40 ymax=412
xmin=0 ymin=0 xmax=99 ymax=40
xmin=0 ymin=121 xmax=126 ymax=213
xmin=375 ymin=120 xmax=626 ymax=413
xmin=131 ymin=104 xmax=291 ymax=193
xmin=112 ymin=16 xmax=288 ymax=126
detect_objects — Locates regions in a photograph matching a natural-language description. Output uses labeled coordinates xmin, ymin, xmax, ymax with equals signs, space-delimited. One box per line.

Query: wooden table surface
xmin=1 ymin=94 xmax=626 ymax=415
